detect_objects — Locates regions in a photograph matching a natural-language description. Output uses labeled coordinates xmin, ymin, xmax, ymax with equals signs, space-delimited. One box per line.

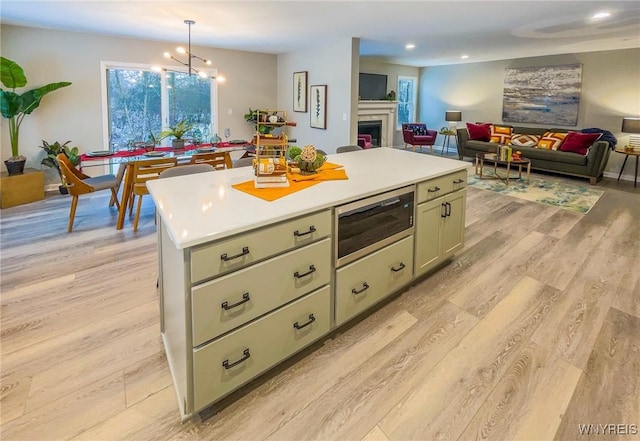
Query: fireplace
xmin=358 ymin=120 xmax=382 ymax=147
xmin=357 ymin=101 xmax=396 ymax=147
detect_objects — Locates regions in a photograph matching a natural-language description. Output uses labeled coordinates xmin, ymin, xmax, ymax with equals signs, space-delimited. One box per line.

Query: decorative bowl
xmin=297 ymin=155 xmax=326 ymax=175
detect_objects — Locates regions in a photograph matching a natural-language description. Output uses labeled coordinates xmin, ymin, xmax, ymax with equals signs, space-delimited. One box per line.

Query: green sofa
xmin=456 ymin=125 xmax=612 ymax=184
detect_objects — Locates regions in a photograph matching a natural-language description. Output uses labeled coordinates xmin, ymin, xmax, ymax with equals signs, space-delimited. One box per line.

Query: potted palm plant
xmin=159 ymin=119 xmax=194 ymax=149
xmin=0 ymin=57 xmax=71 ymax=174
xmin=39 ymin=140 xmax=79 ymax=194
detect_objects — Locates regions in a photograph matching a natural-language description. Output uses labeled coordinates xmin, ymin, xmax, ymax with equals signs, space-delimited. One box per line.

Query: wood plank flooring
xmin=1 ymin=172 xmax=639 ymax=441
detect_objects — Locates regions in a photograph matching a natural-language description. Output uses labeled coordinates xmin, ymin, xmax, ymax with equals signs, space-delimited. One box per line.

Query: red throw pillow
xmin=559 ymin=132 xmax=602 ymax=155
xmin=466 ymin=123 xmax=491 ymax=141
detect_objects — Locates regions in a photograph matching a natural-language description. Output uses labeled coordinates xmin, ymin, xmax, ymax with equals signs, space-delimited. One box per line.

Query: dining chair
xmin=336 ymin=145 xmax=363 ymax=154
xmin=56 ymin=153 xmax=121 ymax=232
xmin=190 ymin=151 xmax=232 ymax=170
xmin=129 ymin=157 xmax=178 ymax=232
xmin=159 ymin=163 xmax=215 ymax=179
xmin=233 ymin=157 xmax=255 ymax=168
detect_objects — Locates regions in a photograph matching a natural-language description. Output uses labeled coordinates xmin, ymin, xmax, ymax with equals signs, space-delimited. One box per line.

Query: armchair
xmin=402 ymin=123 xmax=437 ymax=153
xmin=357 ymin=134 xmax=373 ymax=149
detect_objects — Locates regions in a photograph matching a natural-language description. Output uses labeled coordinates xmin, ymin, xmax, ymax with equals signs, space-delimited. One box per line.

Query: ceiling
xmin=2 ymin=1 xmax=639 ymax=67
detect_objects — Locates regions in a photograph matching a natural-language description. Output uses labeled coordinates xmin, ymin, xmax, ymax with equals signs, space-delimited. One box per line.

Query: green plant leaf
xmin=0 ymin=57 xmax=27 ymax=89
xmin=0 ymin=90 xmax=22 ymax=119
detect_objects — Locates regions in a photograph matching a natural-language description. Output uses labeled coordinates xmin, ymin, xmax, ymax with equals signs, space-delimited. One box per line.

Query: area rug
xmin=467 ymin=169 xmax=604 ymax=214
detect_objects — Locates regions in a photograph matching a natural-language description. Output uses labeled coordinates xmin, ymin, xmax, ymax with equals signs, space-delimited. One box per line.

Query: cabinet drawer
xmin=191 ymin=238 xmax=331 ymax=346
xmin=190 ymin=210 xmax=331 ymax=284
xmin=335 ymin=236 xmax=414 ymax=326
xmin=417 ymin=170 xmax=467 ymax=203
xmin=192 ymin=285 xmax=330 ymax=411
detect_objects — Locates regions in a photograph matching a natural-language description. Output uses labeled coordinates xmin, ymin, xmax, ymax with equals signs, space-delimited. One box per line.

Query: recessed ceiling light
xmin=592 ymin=11 xmax=611 ymax=19
xmin=461 ymin=55 xmax=469 ymax=59
xmin=406 ymin=44 xmax=415 ymax=50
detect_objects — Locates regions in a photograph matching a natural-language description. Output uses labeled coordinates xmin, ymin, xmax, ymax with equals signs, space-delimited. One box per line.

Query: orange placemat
xmin=233 ymin=162 xmax=348 ymax=201
xmin=232 ymin=179 xmax=321 ymax=202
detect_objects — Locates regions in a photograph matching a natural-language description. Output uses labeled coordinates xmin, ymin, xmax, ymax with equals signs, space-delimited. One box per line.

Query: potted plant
xmin=39 ymin=140 xmax=79 ymax=193
xmin=0 ymin=57 xmax=71 ymax=174
xmin=159 ymin=119 xmax=194 ymax=149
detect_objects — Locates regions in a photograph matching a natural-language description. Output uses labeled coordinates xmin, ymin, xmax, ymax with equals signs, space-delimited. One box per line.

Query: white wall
xmin=1 ymin=25 xmax=277 ymax=184
xmin=419 ymin=48 xmax=640 ymax=178
xmin=277 ymin=38 xmax=357 ymax=153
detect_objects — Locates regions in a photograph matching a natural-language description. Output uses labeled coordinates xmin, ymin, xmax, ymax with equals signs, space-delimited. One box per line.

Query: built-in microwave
xmin=335 ymin=186 xmax=415 ymax=267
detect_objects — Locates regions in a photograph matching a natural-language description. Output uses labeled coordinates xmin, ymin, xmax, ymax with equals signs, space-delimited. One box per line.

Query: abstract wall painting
xmin=502 ymin=64 xmax=582 ymax=126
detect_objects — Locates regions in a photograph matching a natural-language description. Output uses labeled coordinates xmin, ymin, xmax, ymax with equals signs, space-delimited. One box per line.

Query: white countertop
xmin=147 ymin=148 xmax=471 ymax=249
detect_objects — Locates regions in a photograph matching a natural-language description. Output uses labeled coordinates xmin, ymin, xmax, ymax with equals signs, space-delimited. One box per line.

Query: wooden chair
xmin=57 ymin=153 xmax=121 ymax=232
xmin=129 ymin=157 xmax=177 ymax=231
xmin=190 ymin=151 xmax=232 ymax=170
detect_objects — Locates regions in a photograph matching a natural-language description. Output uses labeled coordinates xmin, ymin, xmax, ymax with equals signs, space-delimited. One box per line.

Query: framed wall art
xmin=293 ymin=71 xmax=307 ymax=112
xmin=310 ymin=84 xmax=327 ymax=129
xmin=502 ymin=63 xmax=582 ymax=126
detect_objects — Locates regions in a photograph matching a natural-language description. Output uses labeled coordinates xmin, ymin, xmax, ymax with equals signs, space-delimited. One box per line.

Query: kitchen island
xmin=147 ymin=147 xmax=470 ymax=420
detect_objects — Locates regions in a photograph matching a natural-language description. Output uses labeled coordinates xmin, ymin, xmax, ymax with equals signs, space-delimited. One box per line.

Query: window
xmin=396 ymin=75 xmax=417 ymax=130
xmin=102 ymin=62 xmax=217 ymax=150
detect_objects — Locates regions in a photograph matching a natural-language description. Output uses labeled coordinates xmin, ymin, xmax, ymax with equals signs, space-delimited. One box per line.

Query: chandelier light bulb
xmin=161 ymin=20 xmax=215 ymax=80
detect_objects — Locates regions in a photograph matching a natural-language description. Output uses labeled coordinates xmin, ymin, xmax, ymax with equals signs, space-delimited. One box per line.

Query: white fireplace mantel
xmin=358 ymin=101 xmax=397 ymax=147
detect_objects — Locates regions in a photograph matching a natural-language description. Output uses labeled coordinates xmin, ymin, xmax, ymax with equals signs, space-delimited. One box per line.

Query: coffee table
xmin=475 ymin=152 xmax=531 ymax=186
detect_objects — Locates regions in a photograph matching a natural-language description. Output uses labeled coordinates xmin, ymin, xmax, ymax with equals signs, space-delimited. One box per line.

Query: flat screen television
xmin=359 ymin=73 xmax=388 ymax=100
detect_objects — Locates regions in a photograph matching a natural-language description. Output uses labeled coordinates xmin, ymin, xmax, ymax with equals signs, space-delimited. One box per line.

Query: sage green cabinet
xmin=415 ymin=170 xmax=466 ymax=278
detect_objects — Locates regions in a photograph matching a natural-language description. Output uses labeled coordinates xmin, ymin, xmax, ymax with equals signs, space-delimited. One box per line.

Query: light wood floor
xmin=1 ymin=171 xmax=639 ymax=441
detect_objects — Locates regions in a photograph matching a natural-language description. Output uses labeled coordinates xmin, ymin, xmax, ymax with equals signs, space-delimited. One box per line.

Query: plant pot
xmin=58 ymin=185 xmax=69 ymax=195
xmin=4 ymin=158 xmax=26 ymax=175
xmin=172 ymin=139 xmax=185 ymax=149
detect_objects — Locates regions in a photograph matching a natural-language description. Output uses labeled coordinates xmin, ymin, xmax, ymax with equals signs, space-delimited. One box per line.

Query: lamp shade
xmin=622 ymin=117 xmax=640 ymax=134
xmin=445 ymin=111 xmax=462 ymax=122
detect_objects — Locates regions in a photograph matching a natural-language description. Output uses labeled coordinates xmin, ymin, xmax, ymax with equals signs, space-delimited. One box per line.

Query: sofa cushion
xmin=490 ymin=125 xmax=512 ymax=144
xmin=467 ymin=123 xmax=491 ymax=141
xmin=518 ymin=145 xmax=587 ymax=166
xmin=511 ymin=133 xmax=540 ymax=147
xmin=537 ymin=132 xmax=567 ymax=150
xmin=512 ymin=126 xmax=549 ymax=136
xmin=559 ymin=131 xmax=602 ymax=155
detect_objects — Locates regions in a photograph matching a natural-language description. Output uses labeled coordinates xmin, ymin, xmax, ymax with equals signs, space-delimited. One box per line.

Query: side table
xmin=614 ymin=146 xmax=639 ymax=187
xmin=439 ymin=132 xmax=457 ymax=156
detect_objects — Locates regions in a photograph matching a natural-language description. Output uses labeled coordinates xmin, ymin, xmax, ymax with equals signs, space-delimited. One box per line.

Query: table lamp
xmin=622 ymin=117 xmax=640 ymax=151
xmin=445 ymin=111 xmax=462 ymax=131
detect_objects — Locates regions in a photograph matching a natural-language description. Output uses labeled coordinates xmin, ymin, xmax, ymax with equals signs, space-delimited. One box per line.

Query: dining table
xmin=79 ymin=142 xmax=254 ymax=230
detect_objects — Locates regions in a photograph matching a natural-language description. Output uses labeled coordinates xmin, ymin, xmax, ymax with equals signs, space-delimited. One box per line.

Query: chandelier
xmin=158 ymin=20 xmax=216 ymax=80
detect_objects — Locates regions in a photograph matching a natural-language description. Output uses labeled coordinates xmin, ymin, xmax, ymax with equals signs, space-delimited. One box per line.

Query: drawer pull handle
xmin=453 ymin=178 xmax=464 ymax=184
xmin=293 ymin=225 xmax=317 ymax=237
xmin=391 ymin=262 xmax=406 ymax=272
xmin=222 ymin=349 xmax=251 ymax=369
xmin=220 ymin=246 xmax=249 ymax=262
xmin=221 ymin=293 xmax=250 ymax=310
xmin=428 ymin=186 xmax=441 ymax=193
xmin=294 ymin=264 xmax=316 ymax=279
xmin=293 ymin=314 xmax=316 ymax=330
xmin=352 ymin=282 xmax=370 ymax=295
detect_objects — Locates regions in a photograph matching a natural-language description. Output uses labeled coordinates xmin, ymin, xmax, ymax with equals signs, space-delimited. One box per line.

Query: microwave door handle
xmin=381 ymin=197 xmax=400 ymax=207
